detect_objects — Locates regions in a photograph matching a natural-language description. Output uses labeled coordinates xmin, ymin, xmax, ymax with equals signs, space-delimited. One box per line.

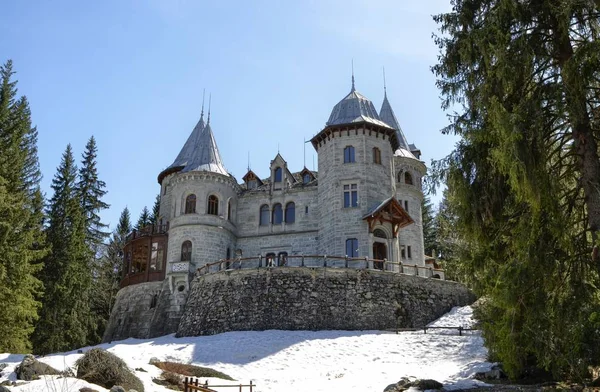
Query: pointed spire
xmin=207 ymin=93 xmax=212 ymax=125
xmin=201 ymin=89 xmax=206 ymax=119
xmin=383 ymin=67 xmax=387 ymax=97
xmin=351 ymin=59 xmax=356 ymax=92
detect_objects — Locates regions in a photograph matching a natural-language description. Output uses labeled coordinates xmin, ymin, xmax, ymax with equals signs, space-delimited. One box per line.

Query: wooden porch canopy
xmin=363 ymin=197 xmax=414 ymax=238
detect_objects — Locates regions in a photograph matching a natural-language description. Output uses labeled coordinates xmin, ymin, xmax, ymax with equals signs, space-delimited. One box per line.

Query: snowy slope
xmin=0 ymin=305 xmax=492 ymax=392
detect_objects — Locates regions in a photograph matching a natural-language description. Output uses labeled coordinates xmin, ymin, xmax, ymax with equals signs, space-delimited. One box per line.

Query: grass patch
xmin=151 ymin=361 xmax=234 ymax=381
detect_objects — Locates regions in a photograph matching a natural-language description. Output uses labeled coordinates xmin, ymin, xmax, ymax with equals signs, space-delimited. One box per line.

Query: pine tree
xmin=432 ymin=1 xmax=600 ymax=378
xmin=33 ymin=145 xmax=93 ymax=354
xmin=421 ymin=195 xmax=436 ymax=257
xmin=0 ymin=60 xmax=45 ymax=353
xmin=136 ymin=206 xmax=151 ymax=229
xmin=90 ymin=207 xmax=132 ymax=340
xmin=78 ymin=136 xmax=109 ymax=248
xmin=150 ymin=194 xmax=160 ymax=225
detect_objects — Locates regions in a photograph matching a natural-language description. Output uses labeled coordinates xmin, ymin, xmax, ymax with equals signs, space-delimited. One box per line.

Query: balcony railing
xmin=195 ymin=255 xmax=445 ymax=279
xmin=125 ymin=222 xmax=169 ymax=243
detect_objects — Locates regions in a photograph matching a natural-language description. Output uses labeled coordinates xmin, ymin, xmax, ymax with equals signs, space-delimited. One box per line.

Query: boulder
xmin=413 ymin=379 xmax=443 ymax=390
xmin=383 ymin=377 xmax=443 ymax=391
xmin=79 ymin=388 xmax=99 ymax=392
xmin=109 ymin=387 xmax=125 ymax=392
xmin=15 ymin=354 xmax=60 ymax=381
xmin=0 ymin=386 xmax=10 ymax=392
xmin=474 ymin=365 xmax=506 ymax=380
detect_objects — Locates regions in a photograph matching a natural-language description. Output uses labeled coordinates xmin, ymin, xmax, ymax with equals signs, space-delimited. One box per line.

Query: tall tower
xmin=380 ymin=90 xmax=427 ymax=266
xmin=157 ymin=109 xmax=239 ymax=295
xmin=311 ymin=78 xmax=412 ymax=266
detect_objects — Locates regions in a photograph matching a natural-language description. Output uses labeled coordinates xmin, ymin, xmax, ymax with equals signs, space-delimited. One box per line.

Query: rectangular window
xmin=401 ymin=246 xmax=406 ymax=259
xmin=346 ymin=238 xmax=359 ymax=257
xmin=344 ymin=146 xmax=355 ymax=163
xmin=343 ymin=184 xmax=358 ymax=208
xmin=407 ymin=246 xmax=412 ymax=259
xmin=404 ymin=200 xmax=409 ymax=213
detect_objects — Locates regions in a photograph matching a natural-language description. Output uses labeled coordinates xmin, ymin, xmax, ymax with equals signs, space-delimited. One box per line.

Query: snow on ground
xmin=0 ymin=306 xmax=492 ymax=392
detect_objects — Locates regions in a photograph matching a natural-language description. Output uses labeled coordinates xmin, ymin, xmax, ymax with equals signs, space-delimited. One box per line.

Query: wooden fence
xmin=196 ymin=254 xmax=444 ymax=279
xmin=184 ymin=377 xmax=254 ymax=392
xmin=386 ymin=326 xmax=478 ymax=336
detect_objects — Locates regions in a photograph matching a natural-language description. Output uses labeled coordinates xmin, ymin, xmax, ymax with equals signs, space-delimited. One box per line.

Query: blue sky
xmin=1 ymin=0 xmax=457 ymax=230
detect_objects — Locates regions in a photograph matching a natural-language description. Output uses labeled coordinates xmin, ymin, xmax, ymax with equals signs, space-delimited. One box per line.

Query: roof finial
xmin=351 ymin=59 xmax=356 ymax=92
xmin=247 ymin=151 xmax=250 ymax=171
xmin=383 ymin=67 xmax=387 ymax=97
xmin=201 ymin=88 xmax=206 ymax=118
xmin=207 ymin=93 xmax=212 ymax=124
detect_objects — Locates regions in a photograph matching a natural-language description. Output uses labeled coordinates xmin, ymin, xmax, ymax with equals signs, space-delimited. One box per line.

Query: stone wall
xmin=103 ymin=279 xmax=187 ymax=343
xmin=177 ymin=267 xmax=475 ymax=337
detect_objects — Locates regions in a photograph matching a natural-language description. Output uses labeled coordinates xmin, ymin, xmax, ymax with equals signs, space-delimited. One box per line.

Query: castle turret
xmin=311 ymin=77 xmax=411 ymax=267
xmin=379 ymin=91 xmax=426 ymax=267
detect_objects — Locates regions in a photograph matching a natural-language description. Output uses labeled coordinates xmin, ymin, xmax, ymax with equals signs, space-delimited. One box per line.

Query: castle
xmin=102 ymin=77 xmax=455 ymax=342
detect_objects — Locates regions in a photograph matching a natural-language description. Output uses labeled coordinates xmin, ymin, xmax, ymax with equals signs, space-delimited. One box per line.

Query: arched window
xmin=227 ymin=200 xmax=232 ymax=221
xmin=405 ymin=172 xmax=413 ymax=185
xmin=272 ymin=203 xmax=283 ymax=224
xmin=266 ymin=252 xmax=276 ymax=267
xmin=207 ymin=195 xmax=219 ymax=215
xmin=285 ymin=202 xmax=295 ymax=223
xmin=344 ymin=146 xmax=355 ymax=163
xmin=259 ymin=204 xmax=270 ymax=226
xmin=181 ymin=241 xmax=192 ymax=261
xmin=185 ymin=194 xmax=196 ymax=214
xmin=373 ymin=147 xmax=381 ymax=164
xmin=150 ymin=294 xmax=158 ymax=309
xmin=274 ymin=167 xmax=282 ymax=182
xmin=373 ymin=229 xmax=387 ymax=239
xmin=397 ymin=172 xmax=403 ymax=183
xmin=278 ymin=252 xmax=288 ymax=266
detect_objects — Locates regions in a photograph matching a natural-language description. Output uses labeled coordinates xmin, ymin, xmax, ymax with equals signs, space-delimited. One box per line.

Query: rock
xmin=14 ymin=354 xmax=60 ymax=381
xmin=148 ymin=357 xmax=160 ymax=365
xmin=413 ymin=379 xmax=443 ymax=390
xmin=0 ymin=386 xmax=10 ymax=392
xmin=0 ymin=381 xmax=10 ymax=386
xmin=79 ymin=388 xmax=99 ymax=392
xmin=0 ymin=363 xmax=7 ymax=372
xmin=134 ymin=367 xmax=147 ymax=372
xmin=474 ymin=364 xmax=506 ymax=381
xmin=109 ymin=387 xmax=126 ymax=392
xmin=383 ymin=377 xmax=413 ymax=392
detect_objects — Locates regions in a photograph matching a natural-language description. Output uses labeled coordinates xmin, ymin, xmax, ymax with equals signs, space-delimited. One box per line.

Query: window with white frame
xmin=343 ymin=183 xmax=358 ymax=208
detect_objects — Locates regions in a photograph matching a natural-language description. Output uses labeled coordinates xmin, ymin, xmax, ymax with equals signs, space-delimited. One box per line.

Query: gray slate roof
xmin=379 ymin=93 xmax=410 ymax=151
xmin=326 ymin=88 xmax=392 ymax=128
xmin=166 ymin=115 xmax=228 ymax=176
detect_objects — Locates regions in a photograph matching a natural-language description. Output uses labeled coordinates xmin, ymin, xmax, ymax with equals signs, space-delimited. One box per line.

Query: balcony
xmin=125 ymin=223 xmax=169 ymax=244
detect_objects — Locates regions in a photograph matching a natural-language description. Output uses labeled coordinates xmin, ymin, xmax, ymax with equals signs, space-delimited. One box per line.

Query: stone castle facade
xmin=103 ymin=78 xmax=439 ymax=342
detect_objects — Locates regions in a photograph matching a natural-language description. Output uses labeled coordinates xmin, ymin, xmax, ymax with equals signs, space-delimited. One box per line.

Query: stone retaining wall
xmin=177 ymin=267 xmax=475 ymax=337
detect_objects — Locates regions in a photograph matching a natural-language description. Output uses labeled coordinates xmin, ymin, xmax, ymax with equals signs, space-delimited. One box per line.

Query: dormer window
xmin=248 ymin=180 xmax=257 ymax=189
xmin=303 ymin=174 xmax=311 ymax=184
xmin=274 ymin=167 xmax=282 ymax=182
xmin=344 ymin=146 xmax=355 ymax=163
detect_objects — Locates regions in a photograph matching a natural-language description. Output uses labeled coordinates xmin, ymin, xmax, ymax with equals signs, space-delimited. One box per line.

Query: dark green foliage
xmin=0 ymin=60 xmax=46 ymax=353
xmin=33 ymin=145 xmax=93 ymax=354
xmin=78 ymin=135 xmax=109 ymax=248
xmin=76 ymin=348 xmax=144 ymax=392
xmin=432 ymin=0 xmax=600 ymax=379
xmin=433 ymin=191 xmax=463 ymax=282
xmin=136 ymin=206 xmax=151 ymax=229
xmin=90 ymin=207 xmax=132 ymax=340
xmin=421 ymin=195 xmax=436 ymax=257
xmin=150 ymin=194 xmax=160 ymax=225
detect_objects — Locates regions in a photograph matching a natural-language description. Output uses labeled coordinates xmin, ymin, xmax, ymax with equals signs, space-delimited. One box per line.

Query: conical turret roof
xmin=379 ymin=92 xmax=410 ymax=151
xmin=326 ymin=82 xmax=391 ymax=128
xmin=158 ymin=112 xmax=228 ymax=183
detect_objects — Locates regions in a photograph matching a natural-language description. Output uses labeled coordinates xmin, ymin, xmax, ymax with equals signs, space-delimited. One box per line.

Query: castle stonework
xmin=103 ymin=80 xmax=473 ymax=343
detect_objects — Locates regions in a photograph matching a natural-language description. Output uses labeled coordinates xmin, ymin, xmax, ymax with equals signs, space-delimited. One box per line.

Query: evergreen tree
xmin=421 ymin=195 xmax=436 ymax=257
xmin=0 ymin=60 xmax=45 ymax=352
xmin=433 ymin=191 xmax=462 ymax=282
xmin=150 ymin=194 xmax=160 ymax=225
xmin=78 ymin=136 xmax=109 ymax=248
xmin=432 ymin=0 xmax=600 ymax=378
xmin=136 ymin=206 xmax=151 ymax=229
xmin=90 ymin=207 xmax=132 ymax=340
xmin=33 ymin=145 xmax=93 ymax=354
